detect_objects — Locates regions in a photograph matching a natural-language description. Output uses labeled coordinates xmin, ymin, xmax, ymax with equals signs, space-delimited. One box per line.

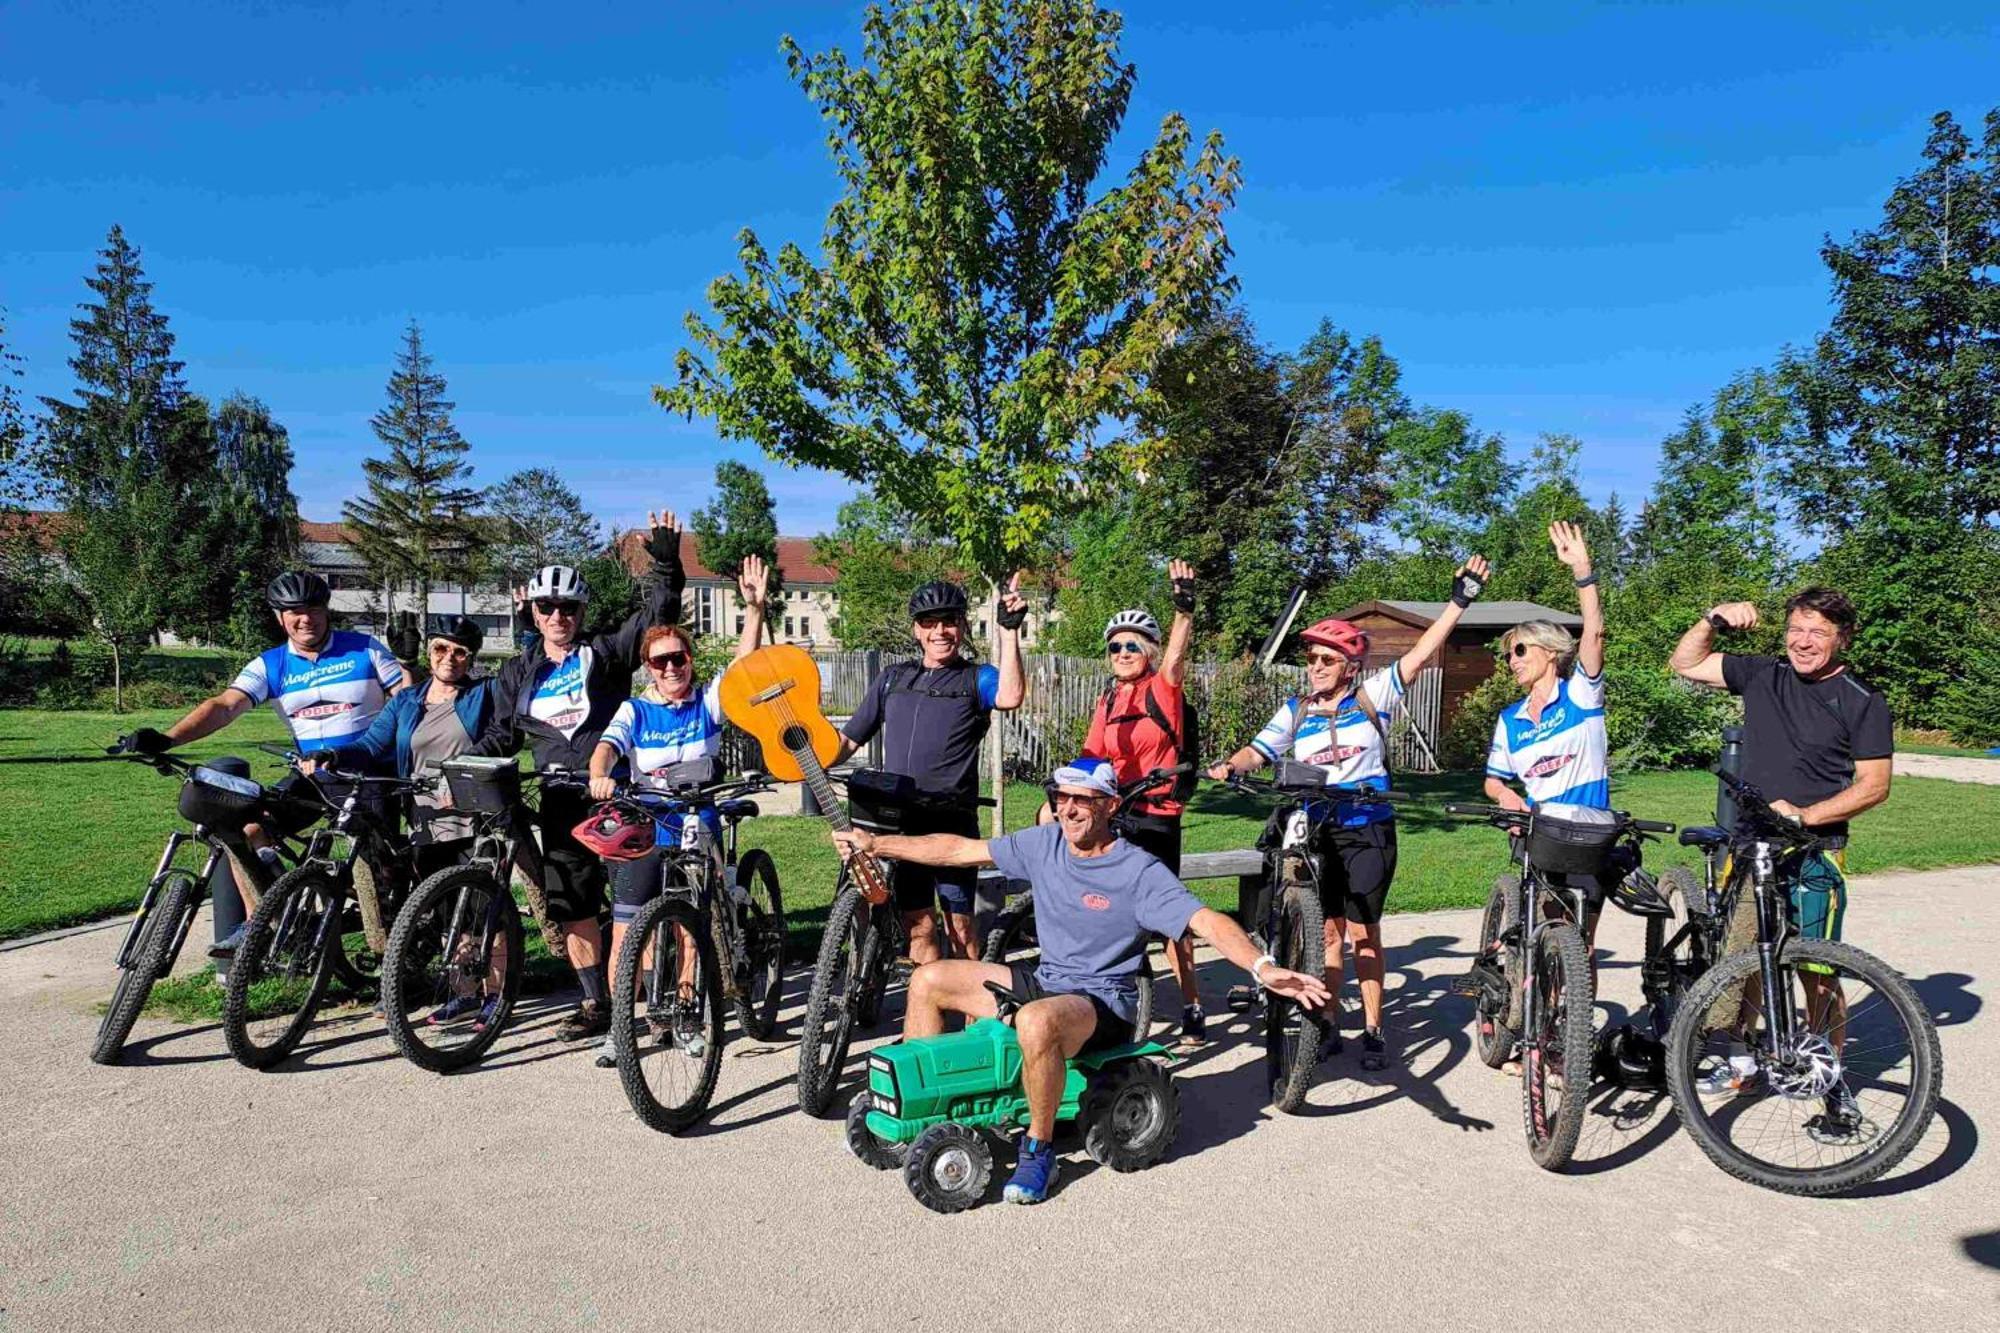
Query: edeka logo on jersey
xmin=290 ymin=701 xmax=356 ymax=723
xmin=1081 ymin=893 xmax=1111 ymax=911
xmin=1303 ymin=743 xmax=1366 ymax=766
xmin=1524 ymin=754 xmax=1574 ymax=780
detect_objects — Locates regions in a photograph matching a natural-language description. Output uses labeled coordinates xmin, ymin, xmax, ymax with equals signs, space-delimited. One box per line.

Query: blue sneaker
xmin=425 ymin=993 xmax=484 ymax=1026
xmin=1003 ymin=1137 xmax=1059 ymax=1205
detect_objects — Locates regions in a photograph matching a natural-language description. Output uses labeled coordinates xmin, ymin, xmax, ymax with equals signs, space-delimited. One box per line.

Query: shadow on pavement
xmin=119 ymin=1022 xmax=233 ymax=1067
xmin=1907 ymin=971 xmax=1982 ymax=1029
xmin=1833 ymin=1095 xmax=1979 ymax=1199
xmin=1961 ymin=1229 xmax=2000 ymax=1272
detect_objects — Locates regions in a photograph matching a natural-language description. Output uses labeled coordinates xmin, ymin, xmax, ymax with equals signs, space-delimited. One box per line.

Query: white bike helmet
xmin=1104 ymin=608 xmax=1161 ymax=643
xmin=525 ymin=565 xmax=589 ymax=603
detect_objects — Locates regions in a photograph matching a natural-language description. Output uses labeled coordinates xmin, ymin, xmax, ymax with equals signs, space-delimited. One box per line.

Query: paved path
xmin=1896 ymin=751 xmax=2000 ymax=785
xmin=2 ymin=867 xmax=1995 ymax=1332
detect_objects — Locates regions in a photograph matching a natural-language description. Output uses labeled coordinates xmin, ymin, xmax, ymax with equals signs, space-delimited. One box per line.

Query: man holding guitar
xmin=824 ymin=577 xmax=1028 ymax=964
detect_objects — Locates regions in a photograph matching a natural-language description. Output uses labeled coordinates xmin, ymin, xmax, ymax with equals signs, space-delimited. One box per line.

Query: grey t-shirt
xmin=986 ymin=823 xmax=1202 ymax=1021
xmin=411 ymin=693 xmax=475 ymax=842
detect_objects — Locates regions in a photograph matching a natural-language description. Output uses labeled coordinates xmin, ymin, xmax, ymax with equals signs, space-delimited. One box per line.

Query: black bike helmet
xmin=266 ymin=570 xmax=332 ymax=610
xmin=908 ymin=580 xmax=968 ymax=620
xmin=435 ymin=616 xmax=485 ymax=656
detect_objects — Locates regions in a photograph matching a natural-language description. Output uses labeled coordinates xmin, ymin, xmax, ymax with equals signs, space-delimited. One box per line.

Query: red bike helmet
xmin=571 ymin=803 xmax=657 ymax=861
xmin=1300 ymin=617 xmax=1370 ymax=660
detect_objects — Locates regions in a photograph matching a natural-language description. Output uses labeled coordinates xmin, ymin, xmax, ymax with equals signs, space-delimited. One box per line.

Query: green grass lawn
xmin=10 ymin=708 xmax=2000 ymax=950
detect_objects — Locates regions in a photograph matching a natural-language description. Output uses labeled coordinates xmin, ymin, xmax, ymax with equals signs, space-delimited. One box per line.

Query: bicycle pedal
xmin=1446 ymin=972 xmax=1486 ymax=998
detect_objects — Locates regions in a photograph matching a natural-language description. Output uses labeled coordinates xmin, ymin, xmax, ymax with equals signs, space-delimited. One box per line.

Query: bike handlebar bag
xmin=442 ymin=755 xmax=521 ymax=814
xmin=844 ymin=767 xmax=947 ymax=832
xmin=178 ymin=766 xmax=267 ymax=827
xmin=1527 ymin=803 xmax=1621 ymax=877
xmin=1273 ymin=758 xmax=1330 ymax=792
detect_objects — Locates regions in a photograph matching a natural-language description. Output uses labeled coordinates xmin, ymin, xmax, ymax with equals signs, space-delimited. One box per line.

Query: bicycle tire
xmin=1641 ymin=867 xmax=1706 ymax=1038
xmin=1265 ymin=871 xmax=1326 ymax=1113
xmin=222 ymin=864 xmax=339 ymax=1070
xmin=797 ymin=885 xmax=875 ymax=1116
xmin=328 ymin=860 xmax=394 ymax=994
xmin=614 ymin=895 xmax=725 ymax=1134
xmin=981 ymin=894 xmax=1157 ymax=1043
xmin=1522 ymin=922 xmax=1594 ymax=1170
xmin=1663 ymin=937 xmax=1943 ymax=1196
xmin=90 ymin=870 xmax=200 ymax=1066
xmin=731 ymin=848 xmax=786 ymax=1041
xmin=382 ymin=865 xmax=523 ymax=1074
xmin=1472 ymin=875 xmax=1519 ymax=1069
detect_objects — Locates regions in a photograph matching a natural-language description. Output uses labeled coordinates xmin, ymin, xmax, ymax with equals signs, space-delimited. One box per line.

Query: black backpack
xmin=1096 ymin=680 xmax=1201 ymax=804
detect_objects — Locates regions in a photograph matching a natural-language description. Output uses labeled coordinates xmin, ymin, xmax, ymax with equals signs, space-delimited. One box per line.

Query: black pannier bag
xmin=178 ymin=766 xmax=267 ymax=827
xmin=1527 ymin=803 xmax=1622 ymax=877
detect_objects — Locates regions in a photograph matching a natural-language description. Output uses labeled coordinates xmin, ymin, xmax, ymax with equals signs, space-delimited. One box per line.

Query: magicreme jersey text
xmin=229 ymin=631 xmax=404 ymax=748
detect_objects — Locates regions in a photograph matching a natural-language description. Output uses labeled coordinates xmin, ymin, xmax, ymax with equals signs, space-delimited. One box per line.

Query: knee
xmin=909 ymin=963 xmax=941 ymax=1005
xmin=1015 ymin=1003 xmax=1060 ymax=1053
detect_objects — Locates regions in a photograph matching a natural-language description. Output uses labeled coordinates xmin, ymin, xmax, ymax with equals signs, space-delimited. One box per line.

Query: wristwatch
xmin=1573 ymin=571 xmax=1598 ymax=588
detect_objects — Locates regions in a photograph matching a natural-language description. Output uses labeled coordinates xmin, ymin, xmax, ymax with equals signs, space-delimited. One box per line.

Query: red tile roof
xmin=0 ymin=510 xmax=70 ymax=549
xmin=300 ymin=519 xmax=354 ymax=544
xmin=612 ymin=530 xmax=838 ymax=585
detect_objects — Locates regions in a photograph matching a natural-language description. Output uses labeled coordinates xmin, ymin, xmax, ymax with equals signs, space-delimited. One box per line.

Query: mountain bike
xmin=1448 ymin=801 xmax=1676 ymax=1169
xmin=796 ymin=776 xmax=991 ymax=1117
xmin=555 ymin=771 xmax=785 ymax=1134
xmin=90 ymin=742 xmax=310 ymax=1065
xmin=378 ymin=756 xmax=564 ymax=1074
xmin=1228 ymin=762 xmax=1407 ymax=1113
xmin=1661 ymin=772 xmax=1941 ymax=1195
xmin=977 ymin=764 xmax=1196 ymax=1046
xmin=220 ymin=749 xmax=426 ymax=1070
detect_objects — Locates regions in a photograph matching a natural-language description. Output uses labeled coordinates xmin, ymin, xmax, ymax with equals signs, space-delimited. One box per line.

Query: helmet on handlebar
xmin=571 ymin=802 xmax=656 ymax=861
xmin=1300 ymin=617 xmax=1369 ymax=660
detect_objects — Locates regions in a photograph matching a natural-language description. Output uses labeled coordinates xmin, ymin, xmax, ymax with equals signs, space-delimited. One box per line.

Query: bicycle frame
xmin=1508 ymin=841 xmax=1594 ymax=1053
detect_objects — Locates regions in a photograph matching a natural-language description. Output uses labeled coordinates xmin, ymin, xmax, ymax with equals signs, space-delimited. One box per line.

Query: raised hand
xmin=1169 ymin=558 xmax=1197 ymax=614
xmin=645 ymin=509 xmax=681 ymax=564
xmin=1548 ymin=521 xmax=1592 ymax=577
xmin=995 ymin=571 xmax=1029 ymax=631
xmin=1450 ymin=556 xmax=1489 ymax=608
xmin=737 ymin=552 xmax=770 ymax=610
xmin=1709 ymin=601 xmax=1760 ymax=630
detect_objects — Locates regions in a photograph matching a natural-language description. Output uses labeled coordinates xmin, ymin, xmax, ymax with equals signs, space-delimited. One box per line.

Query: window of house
xmin=735 ymin=614 xmax=745 ymax=634
xmin=785 ymin=616 xmax=795 ymax=637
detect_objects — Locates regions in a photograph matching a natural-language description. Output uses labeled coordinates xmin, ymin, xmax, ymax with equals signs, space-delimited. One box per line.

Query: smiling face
xmin=276 ymin=605 xmax=330 ymax=652
xmin=1784 ymin=608 xmax=1846 ymax=678
xmin=911 ymin=613 xmax=965 ymax=666
xmin=643 ymin=629 xmax=695 ymax=701
xmin=532 ymin=597 xmax=582 ymax=650
xmin=427 ymin=638 xmax=472 ymax=684
xmin=1303 ymin=647 xmax=1355 ymax=697
xmin=1507 ymin=640 xmax=1556 ymax=689
xmin=1106 ymin=634 xmax=1156 ymax=682
xmin=1048 ymin=787 xmax=1116 ymax=848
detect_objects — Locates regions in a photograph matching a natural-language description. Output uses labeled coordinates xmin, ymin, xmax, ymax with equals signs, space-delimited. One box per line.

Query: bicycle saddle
xmin=1678 ymin=826 xmax=1729 ymax=851
xmin=717 ymin=799 xmax=760 ymax=821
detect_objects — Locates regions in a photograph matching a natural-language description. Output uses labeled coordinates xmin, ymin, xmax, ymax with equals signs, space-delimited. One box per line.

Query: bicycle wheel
xmin=797 ymin=885 xmax=878 ymax=1117
xmin=222 ymin=864 xmax=340 ymax=1070
xmin=1664 ymin=937 xmax=1942 ymax=1195
xmin=1641 ymin=867 xmax=1707 ymax=1038
xmin=1521 ymin=922 xmax=1594 ymax=1170
xmin=613 ymin=895 xmax=725 ymax=1134
xmin=90 ymin=870 xmax=201 ymax=1066
xmin=1472 ymin=875 xmax=1519 ymax=1069
xmin=382 ymin=865 xmax=523 ymax=1074
xmin=982 ymin=895 xmax=1156 ymax=1042
xmin=1265 ymin=871 xmax=1326 ymax=1113
xmin=731 ymin=848 xmax=786 ymax=1041
xmin=328 ymin=860 xmax=395 ymax=994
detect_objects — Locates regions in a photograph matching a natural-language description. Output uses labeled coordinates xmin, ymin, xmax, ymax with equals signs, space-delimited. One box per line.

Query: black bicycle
xmin=1660 ymin=772 xmax=1941 ymax=1194
xmin=977 ymin=764 xmax=1196 ymax=1046
xmin=1228 ymin=763 xmax=1407 ymax=1113
xmin=220 ymin=749 xmax=426 ymax=1069
xmin=796 ymin=774 xmax=993 ymax=1117
xmin=1448 ymin=801 xmax=1675 ymax=1169
xmin=91 ymin=742 xmax=308 ymax=1065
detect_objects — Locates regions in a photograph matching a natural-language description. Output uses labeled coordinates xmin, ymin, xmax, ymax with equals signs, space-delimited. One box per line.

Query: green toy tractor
xmin=844 ymin=984 xmax=1181 ymax=1212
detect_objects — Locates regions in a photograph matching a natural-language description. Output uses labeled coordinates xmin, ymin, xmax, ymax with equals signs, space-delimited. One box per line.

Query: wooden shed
xmin=1335 ymin=599 xmax=1584 ymax=732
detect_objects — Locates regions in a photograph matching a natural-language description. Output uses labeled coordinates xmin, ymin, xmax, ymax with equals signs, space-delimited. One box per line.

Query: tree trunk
xmin=111 ymin=640 xmax=124 ymax=713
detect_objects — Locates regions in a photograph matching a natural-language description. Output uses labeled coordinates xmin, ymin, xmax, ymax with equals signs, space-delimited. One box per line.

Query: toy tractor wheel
xmin=845 ymin=1092 xmax=908 ymax=1171
xmin=1082 ymin=1058 xmax=1181 ymax=1172
xmin=903 ymin=1123 xmax=992 ymax=1213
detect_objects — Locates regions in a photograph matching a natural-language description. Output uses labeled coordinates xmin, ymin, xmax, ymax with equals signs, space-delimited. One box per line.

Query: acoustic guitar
xmin=718 ymin=645 xmax=893 ymax=905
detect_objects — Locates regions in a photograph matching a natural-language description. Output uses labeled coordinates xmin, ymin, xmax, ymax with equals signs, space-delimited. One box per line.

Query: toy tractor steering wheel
xmin=983 ymin=979 xmax=1026 ymax=1024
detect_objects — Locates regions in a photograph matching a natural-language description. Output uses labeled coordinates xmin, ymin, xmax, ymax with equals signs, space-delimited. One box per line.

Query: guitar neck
xmin=790 ymin=745 xmax=850 ymax=831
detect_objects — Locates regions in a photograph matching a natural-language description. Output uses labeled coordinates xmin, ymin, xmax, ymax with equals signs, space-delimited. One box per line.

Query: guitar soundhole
xmin=780 ymin=724 xmax=810 ymax=752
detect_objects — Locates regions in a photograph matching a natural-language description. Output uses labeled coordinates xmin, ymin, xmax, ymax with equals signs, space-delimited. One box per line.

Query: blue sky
xmin=5 ymin=1 xmax=1996 ymax=535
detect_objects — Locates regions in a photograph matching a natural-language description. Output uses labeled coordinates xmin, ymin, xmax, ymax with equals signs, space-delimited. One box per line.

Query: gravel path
xmin=2 ymin=866 xmax=1995 ymax=1332
xmin=1895 ymin=752 xmax=2000 ymax=785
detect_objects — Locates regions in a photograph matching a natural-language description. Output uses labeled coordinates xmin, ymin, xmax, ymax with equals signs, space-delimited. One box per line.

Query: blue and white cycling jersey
xmin=228 ymin=631 xmax=404 ymax=748
xmin=527 ymin=648 xmax=593 ymax=739
xmin=1486 ymin=669 xmax=1609 ymax=809
xmin=599 ymin=681 xmax=726 ymax=789
xmin=1250 ymin=665 xmax=1403 ymax=828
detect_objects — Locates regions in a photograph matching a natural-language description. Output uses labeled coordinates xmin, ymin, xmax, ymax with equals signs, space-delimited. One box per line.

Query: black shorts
xmin=1006 ymin=963 xmax=1136 ymax=1054
xmin=1119 ymin=812 xmax=1183 ymax=875
xmin=1312 ymin=819 xmax=1398 ymax=926
xmin=610 ymin=850 xmax=666 ymax=924
xmin=534 ymin=784 xmax=610 ymax=925
xmin=888 ymin=804 xmax=981 ymax=916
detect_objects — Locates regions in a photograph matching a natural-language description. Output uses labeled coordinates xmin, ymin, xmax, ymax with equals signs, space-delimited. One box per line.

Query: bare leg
xmin=1016 ymin=996 xmax=1099 ymax=1140
xmin=902 ymin=959 xmax=1009 ymax=1040
xmin=904 ymin=907 xmax=941 ymax=966
xmin=565 ymin=918 xmax=604 ymax=991
xmin=1167 ymin=935 xmax=1199 ymax=1006
xmin=942 ymin=910 xmax=978 ymax=961
xmin=1348 ymin=920 xmax=1384 ymax=1030
xmin=1322 ymin=915 xmax=1347 ymax=1001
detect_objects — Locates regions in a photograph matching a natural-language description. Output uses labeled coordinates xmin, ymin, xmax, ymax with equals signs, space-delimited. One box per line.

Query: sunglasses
xmin=1504 ymin=643 xmax=1538 ymax=659
xmin=534 ymin=599 xmax=581 ymax=617
xmin=915 ymin=615 xmax=958 ymax=630
xmin=428 ymin=642 xmax=471 ymax=662
xmin=647 ymin=651 xmax=691 ymax=670
xmin=1303 ymin=651 xmax=1350 ymax=668
xmin=1045 ymin=789 xmax=1110 ymax=808
xmin=1106 ymin=640 xmax=1148 ymax=656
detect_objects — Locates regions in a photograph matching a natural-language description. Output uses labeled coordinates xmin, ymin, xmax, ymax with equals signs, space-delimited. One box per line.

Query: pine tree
xmin=343 ymin=323 xmax=482 ymax=639
xmin=691 ymin=460 xmax=782 ymax=589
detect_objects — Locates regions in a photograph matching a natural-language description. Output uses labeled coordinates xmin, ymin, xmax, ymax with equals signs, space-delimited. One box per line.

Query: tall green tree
xmin=813 ymin=490 xmax=956 ymax=651
xmin=658 ymin=0 xmax=1240 ymax=584
xmin=1381 ymin=407 xmax=1515 ymax=559
xmin=485 ymin=467 xmax=601 ymax=582
xmin=185 ymin=395 xmax=300 ymax=649
xmin=343 ymin=323 xmax=483 ymax=636
xmin=691 ymin=460 xmax=783 ymax=594
xmin=0 ymin=306 xmax=31 ymax=510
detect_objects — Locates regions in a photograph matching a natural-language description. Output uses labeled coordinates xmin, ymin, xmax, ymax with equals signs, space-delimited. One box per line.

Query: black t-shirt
xmin=841 ymin=659 xmax=999 ymax=804
xmin=1722 ymin=654 xmax=1893 ymax=839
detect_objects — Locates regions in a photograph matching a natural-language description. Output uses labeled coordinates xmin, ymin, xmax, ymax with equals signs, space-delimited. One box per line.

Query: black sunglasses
xmin=914 ymin=614 xmax=958 ymax=630
xmin=1106 ymin=640 xmax=1147 ymax=656
xmin=1506 ymin=643 xmax=1535 ymax=659
xmin=647 ymin=651 xmax=691 ymax=670
xmin=534 ymin=599 xmax=582 ymax=616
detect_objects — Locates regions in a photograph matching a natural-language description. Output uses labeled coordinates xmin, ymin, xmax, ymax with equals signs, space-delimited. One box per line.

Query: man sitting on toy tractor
xmin=831 ymin=754 xmax=1329 ymax=1206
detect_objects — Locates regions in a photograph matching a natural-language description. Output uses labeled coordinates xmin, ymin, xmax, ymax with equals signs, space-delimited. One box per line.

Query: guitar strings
xmin=749 ymin=664 xmax=880 ymax=891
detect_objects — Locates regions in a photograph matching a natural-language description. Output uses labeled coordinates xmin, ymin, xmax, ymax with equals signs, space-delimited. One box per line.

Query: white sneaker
xmin=1697 ymin=1053 xmax=1761 ymax=1096
xmin=593 ymin=1037 xmax=617 ymax=1069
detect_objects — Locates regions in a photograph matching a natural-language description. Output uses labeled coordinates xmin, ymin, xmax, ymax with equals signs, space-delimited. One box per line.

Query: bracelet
xmin=1573 ymin=572 xmax=1598 ymax=588
xmin=1250 ymin=952 xmax=1277 ymax=986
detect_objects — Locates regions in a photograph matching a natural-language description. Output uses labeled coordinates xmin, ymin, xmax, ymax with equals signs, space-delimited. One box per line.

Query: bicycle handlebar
xmin=1228 ymin=772 xmax=1408 ymax=803
xmin=1443 ymin=803 xmax=1675 ymax=836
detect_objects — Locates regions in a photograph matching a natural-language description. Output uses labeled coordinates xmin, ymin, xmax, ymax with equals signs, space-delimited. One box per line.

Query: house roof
xmin=612 ymin=530 xmax=838 ymax=585
xmin=1338 ymin=598 xmax=1584 ymax=630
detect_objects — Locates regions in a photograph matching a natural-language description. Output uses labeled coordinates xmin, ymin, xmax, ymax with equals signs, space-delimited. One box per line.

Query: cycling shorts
xmin=1311 ymin=820 xmax=1398 ymax=925
xmin=890 ymin=804 xmax=981 ymax=916
xmin=1119 ymin=812 xmax=1183 ymax=876
xmin=535 ymin=784 xmax=610 ymax=925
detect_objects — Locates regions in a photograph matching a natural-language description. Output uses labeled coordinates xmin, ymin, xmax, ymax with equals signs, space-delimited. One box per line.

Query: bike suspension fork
xmin=1750 ymin=842 xmax=1791 ymax=1052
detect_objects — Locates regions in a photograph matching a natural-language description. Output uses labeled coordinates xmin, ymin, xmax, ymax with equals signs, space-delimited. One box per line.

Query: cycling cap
xmin=526 ymin=565 xmax=589 ymax=604
xmin=435 ymin=616 xmax=485 ymax=656
xmin=1104 ymin=608 xmax=1161 ymax=643
xmin=266 ymin=571 xmax=332 ymax=610
xmin=570 ymin=802 xmax=655 ymax=861
xmin=908 ymin=580 xmax=968 ymax=619
xmin=1048 ymin=755 xmax=1118 ymax=798
xmin=1301 ymin=617 xmax=1369 ymax=659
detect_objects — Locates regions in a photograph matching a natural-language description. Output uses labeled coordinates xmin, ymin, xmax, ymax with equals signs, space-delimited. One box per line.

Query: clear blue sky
xmin=5 ymin=1 xmax=1996 ymax=535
